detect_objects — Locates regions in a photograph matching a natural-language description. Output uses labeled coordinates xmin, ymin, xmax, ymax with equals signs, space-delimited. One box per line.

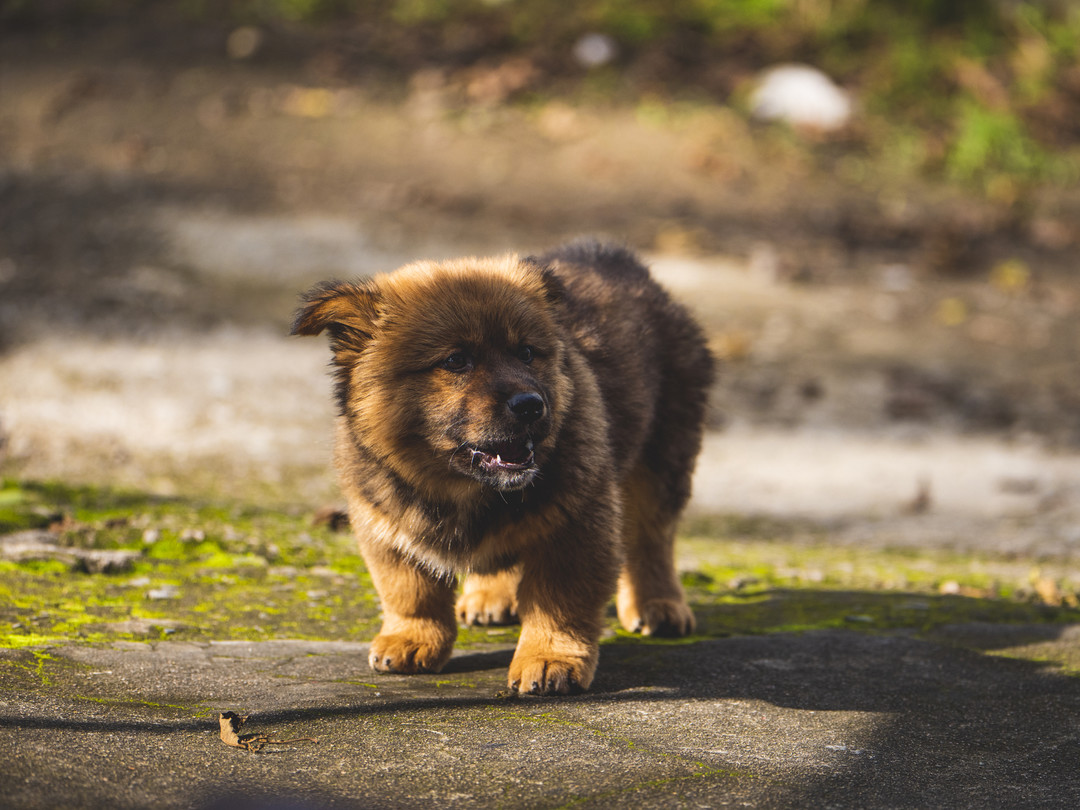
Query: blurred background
xmin=1 ymin=0 xmax=1079 ymax=557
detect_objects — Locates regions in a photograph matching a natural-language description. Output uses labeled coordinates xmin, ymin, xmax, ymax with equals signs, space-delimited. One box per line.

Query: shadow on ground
xmin=2 ymin=611 xmax=1078 ymax=808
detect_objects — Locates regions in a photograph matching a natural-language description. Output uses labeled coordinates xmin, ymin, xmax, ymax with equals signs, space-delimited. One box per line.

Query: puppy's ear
xmin=291 ymin=280 xmax=380 ymax=348
xmin=521 ymin=257 xmax=566 ymax=306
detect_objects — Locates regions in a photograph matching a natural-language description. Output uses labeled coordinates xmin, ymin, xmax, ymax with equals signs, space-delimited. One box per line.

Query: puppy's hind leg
xmin=618 ymin=308 xmax=711 ymax=637
xmin=616 ymin=464 xmax=695 ymax=637
xmin=456 ymin=565 xmax=521 ymax=626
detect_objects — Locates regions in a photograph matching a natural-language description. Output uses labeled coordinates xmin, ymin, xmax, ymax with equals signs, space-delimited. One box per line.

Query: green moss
xmin=10 ymin=559 xmax=70 ymax=575
xmin=0 ymin=484 xmax=53 ymax=532
xmin=435 ymin=678 xmax=477 ymax=689
xmin=456 ymin=625 xmax=519 ymax=648
xmin=3 ymin=479 xmax=1078 ymax=661
xmin=0 ymin=479 xmax=383 ymax=649
xmin=0 ymin=634 xmax=58 ymax=650
xmin=670 ymin=531 xmax=1080 ymax=641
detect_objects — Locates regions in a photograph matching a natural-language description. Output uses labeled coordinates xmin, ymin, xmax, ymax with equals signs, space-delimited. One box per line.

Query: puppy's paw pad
xmin=456 ymin=591 xmax=518 ymax=626
xmin=508 ymin=655 xmax=592 ymax=696
xmin=368 ymin=634 xmax=450 ymax=674
xmin=635 ymin=598 xmax=696 ymax=638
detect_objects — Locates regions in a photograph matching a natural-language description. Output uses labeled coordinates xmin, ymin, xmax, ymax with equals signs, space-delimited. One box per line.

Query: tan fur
xmin=293 ymin=241 xmax=712 ymax=694
xmin=615 ymin=465 xmax=696 ymax=636
xmin=457 ymin=566 xmax=521 ymax=626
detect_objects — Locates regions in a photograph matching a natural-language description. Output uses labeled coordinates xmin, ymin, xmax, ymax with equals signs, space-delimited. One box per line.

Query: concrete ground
xmin=3 ymin=624 xmax=1080 ymax=808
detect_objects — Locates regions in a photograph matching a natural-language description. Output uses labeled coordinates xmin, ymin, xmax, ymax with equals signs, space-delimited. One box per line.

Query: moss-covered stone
xmin=2 ymin=480 xmax=1078 ymax=665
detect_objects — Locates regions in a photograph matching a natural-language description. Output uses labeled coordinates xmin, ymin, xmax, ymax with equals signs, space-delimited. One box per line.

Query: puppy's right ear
xmin=291 ymin=280 xmax=380 ymax=348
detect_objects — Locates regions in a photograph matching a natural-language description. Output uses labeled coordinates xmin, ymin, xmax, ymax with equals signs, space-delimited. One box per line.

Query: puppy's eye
xmin=440 ymin=351 xmax=473 ymax=372
xmin=517 ymin=346 xmax=534 ymax=365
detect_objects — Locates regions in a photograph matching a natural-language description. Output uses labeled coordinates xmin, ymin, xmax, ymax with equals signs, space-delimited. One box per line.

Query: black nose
xmin=507 ymin=392 xmax=545 ymax=424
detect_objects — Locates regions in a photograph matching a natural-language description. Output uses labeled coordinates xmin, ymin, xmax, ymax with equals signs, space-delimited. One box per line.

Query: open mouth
xmin=468 ymin=438 xmax=535 ymax=472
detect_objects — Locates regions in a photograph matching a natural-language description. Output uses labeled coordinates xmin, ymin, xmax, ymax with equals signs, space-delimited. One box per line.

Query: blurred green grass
xmin=7 ymin=1 xmax=1079 ymax=193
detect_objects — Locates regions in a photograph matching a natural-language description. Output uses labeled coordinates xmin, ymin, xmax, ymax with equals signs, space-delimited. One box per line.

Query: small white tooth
xmin=495 ymin=454 xmax=503 ymax=464
xmin=525 ymin=440 xmax=534 ymax=451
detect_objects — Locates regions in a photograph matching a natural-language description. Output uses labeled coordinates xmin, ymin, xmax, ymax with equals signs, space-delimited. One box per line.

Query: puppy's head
xmin=293 ymin=255 xmax=570 ymax=495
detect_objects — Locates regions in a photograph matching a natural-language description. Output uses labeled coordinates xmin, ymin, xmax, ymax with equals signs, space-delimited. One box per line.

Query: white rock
xmin=573 ymin=33 xmax=617 ymax=68
xmin=750 ymin=64 xmax=852 ymax=131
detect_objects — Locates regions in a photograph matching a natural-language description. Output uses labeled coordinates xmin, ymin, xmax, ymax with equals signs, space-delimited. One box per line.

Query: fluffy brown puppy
xmin=292 ymin=240 xmax=713 ymax=695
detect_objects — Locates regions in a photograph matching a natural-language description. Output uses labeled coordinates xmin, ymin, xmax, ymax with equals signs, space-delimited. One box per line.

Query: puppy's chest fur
xmin=336 ymin=412 xmax=600 ymax=575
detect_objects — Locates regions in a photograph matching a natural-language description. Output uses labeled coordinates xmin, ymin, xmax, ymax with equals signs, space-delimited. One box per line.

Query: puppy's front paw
xmin=508 ymin=652 xmax=595 ymax=696
xmin=621 ymin=597 xmax=695 ymax=637
xmin=456 ymin=589 xmax=518 ymax=626
xmin=369 ymin=632 xmax=452 ymax=674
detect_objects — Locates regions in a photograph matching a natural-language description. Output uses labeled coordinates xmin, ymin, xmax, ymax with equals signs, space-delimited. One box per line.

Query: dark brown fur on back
xmin=293 ymin=240 xmax=713 ymax=694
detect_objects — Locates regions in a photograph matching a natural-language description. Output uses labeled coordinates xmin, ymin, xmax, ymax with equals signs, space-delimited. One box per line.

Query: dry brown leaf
xmin=218 ymin=711 xmax=317 ymax=753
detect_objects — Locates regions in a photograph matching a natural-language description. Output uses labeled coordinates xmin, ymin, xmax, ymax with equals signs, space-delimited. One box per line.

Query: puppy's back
xmin=533 ymin=240 xmax=714 ymax=479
